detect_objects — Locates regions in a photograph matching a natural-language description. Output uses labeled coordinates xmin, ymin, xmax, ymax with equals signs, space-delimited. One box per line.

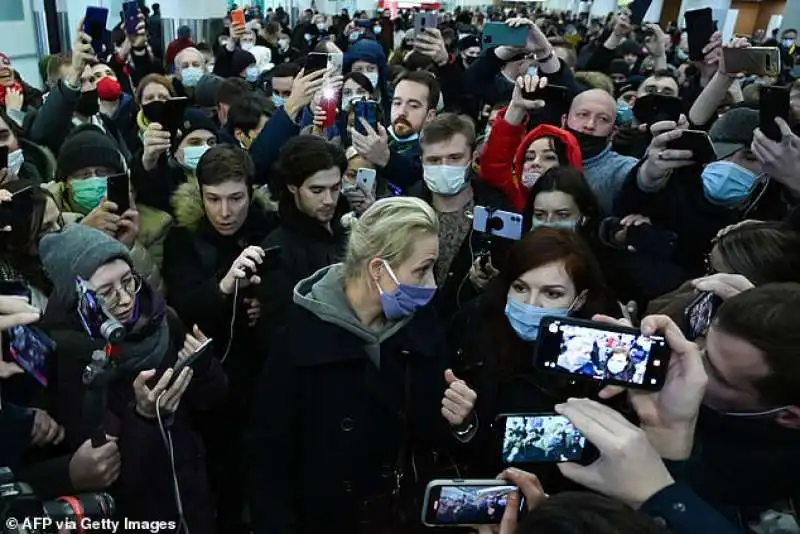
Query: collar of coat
xmin=171 ymin=178 xmax=278 ymax=231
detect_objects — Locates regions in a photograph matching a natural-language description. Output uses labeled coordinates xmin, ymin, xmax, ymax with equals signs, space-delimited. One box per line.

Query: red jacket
xmin=480 ymin=109 xmax=583 ymax=212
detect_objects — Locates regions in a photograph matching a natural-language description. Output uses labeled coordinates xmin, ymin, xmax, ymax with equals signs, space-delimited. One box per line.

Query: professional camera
xmin=0 ymin=467 xmax=115 ymax=534
xmin=75 ymin=277 xmax=125 ymax=343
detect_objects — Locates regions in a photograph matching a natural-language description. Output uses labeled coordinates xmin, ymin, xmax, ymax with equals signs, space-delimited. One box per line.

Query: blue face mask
xmin=616 ymin=101 xmax=634 ymax=126
xmin=245 ymin=66 xmax=260 ymax=82
xmin=531 ymin=219 xmax=580 ymax=232
xmin=272 ymin=94 xmax=286 ymax=107
xmin=527 ymin=66 xmax=538 ymax=76
xmin=701 ymin=161 xmax=758 ymax=205
xmin=377 ymin=261 xmax=437 ymax=320
xmin=350 ymin=31 xmax=361 ymax=42
xmin=180 ymin=66 xmax=204 ymax=88
xmin=182 ymin=145 xmax=210 ymax=170
xmin=373 ymin=26 xmax=382 ymax=35
xmin=504 ymin=297 xmax=570 ymax=341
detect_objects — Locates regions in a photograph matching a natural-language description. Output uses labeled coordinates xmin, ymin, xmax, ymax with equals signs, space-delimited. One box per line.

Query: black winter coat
xmin=245 ymin=302 xmax=457 ymax=534
xmin=256 ymin=200 xmax=347 ymax=337
xmin=40 ymin=307 xmax=226 ymax=534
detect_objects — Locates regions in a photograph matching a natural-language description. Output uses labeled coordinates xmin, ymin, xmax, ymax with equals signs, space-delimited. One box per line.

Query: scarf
xmin=0 ymin=81 xmax=23 ymax=107
xmin=112 ymin=280 xmax=170 ymax=377
xmin=136 ymin=109 xmax=150 ymax=141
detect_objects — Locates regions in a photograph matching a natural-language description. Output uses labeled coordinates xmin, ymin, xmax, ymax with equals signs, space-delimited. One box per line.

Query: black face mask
xmin=463 ymin=55 xmax=478 ymax=67
xmin=566 ymin=126 xmax=609 ymax=160
xmin=75 ymin=89 xmax=100 ymax=117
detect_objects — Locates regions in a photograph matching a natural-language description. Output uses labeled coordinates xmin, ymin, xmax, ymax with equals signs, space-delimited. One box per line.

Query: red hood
xmin=512 ymin=124 xmax=583 ymax=182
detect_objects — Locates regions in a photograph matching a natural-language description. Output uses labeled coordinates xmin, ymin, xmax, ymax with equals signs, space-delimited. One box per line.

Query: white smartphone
xmin=421 ymin=479 xmax=523 ymax=527
xmin=472 ymin=205 xmax=524 ymax=240
xmin=355 ymin=167 xmax=377 ymax=195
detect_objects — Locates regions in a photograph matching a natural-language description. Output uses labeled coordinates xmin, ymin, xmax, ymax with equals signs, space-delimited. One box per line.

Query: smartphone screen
xmin=163 ymin=97 xmax=189 ymax=137
xmin=122 ymin=1 xmax=139 ymax=35
xmin=106 ymin=173 xmax=130 ymax=213
xmin=7 ymin=325 xmax=54 ymax=387
xmin=684 ymin=291 xmax=720 ymax=341
xmin=499 ymin=414 xmax=587 ymax=464
xmin=685 ymin=8 xmax=714 ymax=61
xmin=535 ymin=317 xmax=670 ymax=390
xmin=354 ymin=100 xmax=379 ymax=135
xmin=423 ymin=482 xmax=521 ymax=526
xmin=760 ymin=86 xmax=790 ymax=141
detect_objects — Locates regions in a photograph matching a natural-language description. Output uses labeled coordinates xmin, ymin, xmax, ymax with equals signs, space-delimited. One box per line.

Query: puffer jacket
xmin=42 ymin=181 xmax=171 ymax=295
xmin=480 ymin=111 xmax=583 ymax=212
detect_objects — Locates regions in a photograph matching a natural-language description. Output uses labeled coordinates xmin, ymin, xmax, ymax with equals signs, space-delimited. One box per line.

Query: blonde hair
xmin=343 ymin=197 xmax=439 ymax=280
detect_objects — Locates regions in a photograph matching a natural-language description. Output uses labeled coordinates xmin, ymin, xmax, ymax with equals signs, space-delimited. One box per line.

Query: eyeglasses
xmin=95 ymin=274 xmax=142 ymax=308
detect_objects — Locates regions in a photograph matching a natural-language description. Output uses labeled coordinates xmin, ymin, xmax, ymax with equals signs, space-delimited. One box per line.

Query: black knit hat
xmin=57 ymin=126 xmax=125 ymax=180
xmin=231 ymin=49 xmax=256 ymax=77
xmin=458 ymin=34 xmax=480 ymax=51
xmin=172 ymin=108 xmax=219 ymax=151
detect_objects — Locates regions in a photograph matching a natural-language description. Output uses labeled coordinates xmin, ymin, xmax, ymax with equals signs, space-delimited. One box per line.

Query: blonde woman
xmin=246 ymin=196 xmax=478 ymax=534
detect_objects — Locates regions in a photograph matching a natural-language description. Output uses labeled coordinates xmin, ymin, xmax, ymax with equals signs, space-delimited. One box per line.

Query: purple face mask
xmin=377 ymin=261 xmax=436 ymax=320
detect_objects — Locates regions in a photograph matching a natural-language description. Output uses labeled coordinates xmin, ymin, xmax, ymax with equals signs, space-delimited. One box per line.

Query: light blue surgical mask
xmin=504 ymin=297 xmax=569 ymax=341
xmin=701 ymin=161 xmax=757 ymax=205
xmin=373 ymin=26 xmax=382 ymax=35
xmin=527 ymin=66 xmax=538 ymax=76
xmin=272 ymin=94 xmax=286 ymax=107
xmin=531 ymin=219 xmax=580 ymax=232
xmin=180 ymin=66 xmax=204 ymax=88
xmin=350 ymin=31 xmax=362 ymax=42
xmin=245 ymin=66 xmax=260 ymax=82
xmin=70 ymin=176 xmax=108 ymax=213
xmin=182 ymin=145 xmax=210 ymax=170
xmin=363 ymin=71 xmax=379 ymax=89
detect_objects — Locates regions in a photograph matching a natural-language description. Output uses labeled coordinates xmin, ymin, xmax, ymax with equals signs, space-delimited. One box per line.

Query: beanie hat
xmin=39 ymin=223 xmax=131 ymax=305
xmin=618 ymin=40 xmax=641 ymax=56
xmin=458 ymin=34 xmax=480 ymax=50
xmin=231 ymin=49 xmax=257 ymax=77
xmin=709 ymin=107 xmax=759 ymax=159
xmin=609 ymin=59 xmax=631 ymax=76
xmin=194 ymin=74 xmax=223 ymax=108
xmin=57 ymin=126 xmax=126 ymax=180
xmin=172 ymin=108 xmax=218 ymax=151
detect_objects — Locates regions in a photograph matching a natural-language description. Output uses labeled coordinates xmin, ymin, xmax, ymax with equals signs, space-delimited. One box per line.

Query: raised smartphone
xmin=666 ymin=130 xmax=716 ymax=164
xmin=413 ymin=12 xmax=438 ymax=33
xmin=482 ymin=22 xmax=528 ymax=49
xmin=759 ymin=85 xmax=790 ymax=141
xmin=683 ymin=291 xmax=721 ymax=341
xmin=422 ymin=480 xmax=524 ymax=527
xmin=122 ymin=1 xmax=139 ymax=35
xmin=722 ymin=47 xmax=780 ymax=76
xmin=495 ymin=413 xmax=592 ymax=465
xmin=230 ymin=9 xmax=246 ymax=27
xmin=353 ymin=99 xmax=379 ymax=135
xmin=83 ymin=6 xmax=109 ymax=56
xmin=472 ymin=206 xmax=524 ymax=241
xmin=629 ymin=0 xmax=654 ymax=25
xmin=534 ymin=316 xmax=670 ymax=390
xmin=305 ymin=52 xmax=329 ymax=75
xmin=355 ymin=168 xmax=376 ymax=195
xmin=684 ymin=8 xmax=714 ymax=61
xmin=106 ymin=173 xmax=130 ymax=214
xmin=162 ymin=97 xmax=189 ymax=137
xmin=632 ymin=93 xmax=682 ymax=124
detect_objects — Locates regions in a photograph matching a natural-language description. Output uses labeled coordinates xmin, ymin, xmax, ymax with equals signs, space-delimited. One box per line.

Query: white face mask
xmin=278 ymin=38 xmax=290 ymax=51
xmin=606 ymin=354 xmax=627 ymax=375
xmin=241 ymin=41 xmax=255 ymax=51
xmin=423 ymin=164 xmax=469 ymax=196
xmin=7 ymin=148 xmax=24 ymax=176
xmin=363 ymin=71 xmax=379 ymax=89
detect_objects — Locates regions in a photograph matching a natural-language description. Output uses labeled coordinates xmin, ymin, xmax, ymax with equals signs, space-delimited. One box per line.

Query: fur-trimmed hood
xmin=171 ymin=178 xmax=278 ymax=231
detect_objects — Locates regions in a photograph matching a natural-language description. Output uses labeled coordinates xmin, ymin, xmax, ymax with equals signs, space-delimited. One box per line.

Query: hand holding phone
xmin=555 ymin=398 xmax=676 ymax=508
xmin=83 ymin=6 xmax=109 ymax=57
xmin=106 ymin=174 xmax=131 ymax=214
xmin=496 ymin=413 xmax=595 ymax=466
xmin=0 ymin=186 xmax=34 ymax=229
xmin=684 ymin=8 xmax=715 ymax=61
xmin=422 ymin=480 xmax=524 ymax=526
xmin=633 ymin=94 xmax=682 ymax=125
xmin=122 ymin=1 xmax=139 ymax=35
xmin=759 ymin=85 xmax=790 ymax=141
xmin=173 ymin=326 xmax=212 ymax=378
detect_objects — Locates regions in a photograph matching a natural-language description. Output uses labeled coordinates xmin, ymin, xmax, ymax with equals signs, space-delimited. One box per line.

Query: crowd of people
xmin=1 ymin=1 xmax=799 ymax=534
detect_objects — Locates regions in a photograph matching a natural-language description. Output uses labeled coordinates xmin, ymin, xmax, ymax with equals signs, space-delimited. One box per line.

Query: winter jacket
xmin=480 ymin=113 xmax=583 ymax=212
xmin=40 ymin=306 xmax=226 ymax=534
xmin=245 ymin=264 xmax=459 ymax=534
xmin=249 ymin=106 xmax=301 ymax=188
xmin=42 ymin=180 xmax=171 ymax=296
xmin=27 ymin=80 xmax=131 ymax=161
xmin=129 ymin=149 xmax=190 ymax=216
xmin=255 ymin=198 xmax=348 ymax=339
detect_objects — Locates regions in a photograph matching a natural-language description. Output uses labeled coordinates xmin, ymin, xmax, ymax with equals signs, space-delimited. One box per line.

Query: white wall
xmin=159 ymin=0 xmax=228 ymax=19
xmin=781 ymin=0 xmax=800 ymax=32
xmin=589 ymin=0 xmax=617 ymax=19
xmin=0 ymin=0 xmax=43 ymax=88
